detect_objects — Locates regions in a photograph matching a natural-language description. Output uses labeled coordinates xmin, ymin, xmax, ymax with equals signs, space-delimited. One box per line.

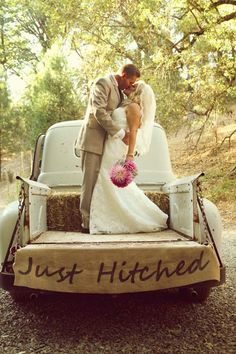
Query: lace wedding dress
xmin=89 ymin=106 xmax=168 ymax=234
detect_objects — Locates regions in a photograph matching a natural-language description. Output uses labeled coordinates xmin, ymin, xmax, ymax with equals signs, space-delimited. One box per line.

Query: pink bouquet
xmin=109 ymin=159 xmax=138 ymax=188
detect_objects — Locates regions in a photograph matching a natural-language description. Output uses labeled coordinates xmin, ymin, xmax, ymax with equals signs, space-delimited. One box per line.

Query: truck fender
xmin=0 ymin=201 xmax=18 ymax=268
xmin=199 ymin=198 xmax=223 ymax=254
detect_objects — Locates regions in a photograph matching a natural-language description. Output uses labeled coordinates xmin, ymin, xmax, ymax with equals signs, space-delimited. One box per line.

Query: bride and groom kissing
xmin=75 ymin=64 xmax=168 ymax=234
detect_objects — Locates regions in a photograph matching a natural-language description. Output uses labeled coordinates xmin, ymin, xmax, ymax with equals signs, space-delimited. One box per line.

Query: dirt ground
xmin=168 ymin=123 xmax=236 ymax=229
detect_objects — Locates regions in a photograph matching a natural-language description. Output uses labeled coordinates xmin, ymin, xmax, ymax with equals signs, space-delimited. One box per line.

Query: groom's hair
xmin=121 ymin=64 xmax=140 ymax=78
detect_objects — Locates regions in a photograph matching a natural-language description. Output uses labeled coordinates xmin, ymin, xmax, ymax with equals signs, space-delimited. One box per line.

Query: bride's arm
xmin=125 ymin=103 xmax=141 ymax=160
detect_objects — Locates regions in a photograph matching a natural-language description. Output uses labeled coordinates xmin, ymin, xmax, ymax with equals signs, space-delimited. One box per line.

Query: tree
xmin=2 ymin=0 xmax=236 ymax=142
xmin=0 ymin=70 xmax=24 ymax=179
xmin=23 ymin=47 xmax=85 ymax=147
xmin=0 ymin=71 xmax=9 ymax=179
xmin=40 ymin=0 xmax=236 ymax=137
xmin=0 ymin=0 xmax=37 ymax=75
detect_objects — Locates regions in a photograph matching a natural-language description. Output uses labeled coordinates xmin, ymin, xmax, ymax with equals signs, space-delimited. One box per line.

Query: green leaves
xmin=1 ymin=0 xmax=235 ymax=150
xmin=23 ymin=47 xmax=84 ymax=146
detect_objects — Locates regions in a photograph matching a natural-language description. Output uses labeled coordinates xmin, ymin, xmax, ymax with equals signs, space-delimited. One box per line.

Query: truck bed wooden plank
xmin=31 ymin=229 xmax=188 ymax=244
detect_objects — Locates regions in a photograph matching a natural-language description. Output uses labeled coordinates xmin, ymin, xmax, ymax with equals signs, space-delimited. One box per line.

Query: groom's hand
xmin=122 ymin=131 xmax=130 ymax=145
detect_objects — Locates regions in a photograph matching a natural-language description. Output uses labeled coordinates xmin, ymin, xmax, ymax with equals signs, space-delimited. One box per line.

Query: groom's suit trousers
xmin=80 ymin=150 xmax=102 ymax=229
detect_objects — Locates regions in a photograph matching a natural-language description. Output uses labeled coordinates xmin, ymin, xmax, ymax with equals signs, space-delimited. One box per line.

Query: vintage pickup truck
xmin=0 ymin=120 xmax=225 ymax=302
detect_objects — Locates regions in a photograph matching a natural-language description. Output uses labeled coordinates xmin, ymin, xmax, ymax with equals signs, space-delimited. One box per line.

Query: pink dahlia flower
xmin=110 ymin=164 xmax=133 ymax=188
xmin=124 ymin=160 xmax=138 ymax=176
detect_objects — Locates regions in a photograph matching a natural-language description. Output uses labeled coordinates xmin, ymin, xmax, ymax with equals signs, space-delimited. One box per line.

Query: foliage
xmin=0 ymin=69 xmax=25 ymax=179
xmin=1 ymin=0 xmax=236 ymax=152
xmin=203 ymin=169 xmax=236 ymax=203
xmin=0 ymin=71 xmax=10 ymax=179
xmin=29 ymin=0 xmax=235 ymax=134
xmin=23 ymin=47 xmax=84 ymax=147
xmin=0 ymin=0 xmax=38 ymax=74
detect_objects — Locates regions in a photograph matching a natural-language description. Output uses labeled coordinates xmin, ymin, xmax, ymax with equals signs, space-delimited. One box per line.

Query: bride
xmin=89 ymin=80 xmax=168 ymax=234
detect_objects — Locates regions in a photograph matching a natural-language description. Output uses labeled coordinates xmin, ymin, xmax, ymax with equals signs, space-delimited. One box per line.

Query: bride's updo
xmin=128 ymin=81 xmax=146 ymax=105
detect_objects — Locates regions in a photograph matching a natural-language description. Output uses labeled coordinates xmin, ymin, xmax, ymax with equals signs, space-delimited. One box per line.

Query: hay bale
xmin=145 ymin=191 xmax=169 ymax=215
xmin=47 ymin=193 xmax=82 ymax=232
xmin=47 ymin=191 xmax=169 ymax=232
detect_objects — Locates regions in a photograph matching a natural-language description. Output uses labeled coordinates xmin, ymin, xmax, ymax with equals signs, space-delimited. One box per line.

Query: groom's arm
xmin=91 ymin=78 xmax=121 ymax=136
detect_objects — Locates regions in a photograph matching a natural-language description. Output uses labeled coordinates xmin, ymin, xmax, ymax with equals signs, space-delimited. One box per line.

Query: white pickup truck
xmin=0 ymin=120 xmax=225 ymax=302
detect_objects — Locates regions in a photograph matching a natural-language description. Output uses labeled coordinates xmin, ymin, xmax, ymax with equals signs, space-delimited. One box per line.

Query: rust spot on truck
xmin=24 ymin=213 xmax=29 ymax=227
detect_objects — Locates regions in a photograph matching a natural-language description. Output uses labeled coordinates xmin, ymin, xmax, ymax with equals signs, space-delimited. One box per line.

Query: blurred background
xmin=0 ymin=0 xmax=235 ymax=224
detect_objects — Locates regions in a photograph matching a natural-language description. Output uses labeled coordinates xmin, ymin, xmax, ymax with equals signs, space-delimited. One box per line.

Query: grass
xmin=202 ymin=171 xmax=236 ymax=203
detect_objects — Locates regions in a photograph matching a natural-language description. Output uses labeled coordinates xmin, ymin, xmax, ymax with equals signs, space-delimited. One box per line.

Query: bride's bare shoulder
xmin=125 ymin=102 xmax=141 ymax=116
xmin=125 ymin=103 xmax=141 ymax=130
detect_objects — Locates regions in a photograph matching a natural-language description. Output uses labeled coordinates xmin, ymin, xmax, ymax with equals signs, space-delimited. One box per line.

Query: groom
xmin=75 ymin=64 xmax=141 ymax=232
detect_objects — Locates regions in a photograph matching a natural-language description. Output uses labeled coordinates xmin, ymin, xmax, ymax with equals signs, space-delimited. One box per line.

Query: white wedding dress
xmin=89 ymin=107 xmax=168 ymax=234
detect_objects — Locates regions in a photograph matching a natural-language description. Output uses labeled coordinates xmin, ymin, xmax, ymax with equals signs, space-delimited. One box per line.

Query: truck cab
xmin=0 ymin=120 xmax=225 ymax=301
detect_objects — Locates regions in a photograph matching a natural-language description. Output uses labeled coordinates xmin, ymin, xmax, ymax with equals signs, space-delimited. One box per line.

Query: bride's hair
xmin=129 ymin=81 xmax=145 ymax=105
xmin=129 ymin=80 xmax=156 ymax=155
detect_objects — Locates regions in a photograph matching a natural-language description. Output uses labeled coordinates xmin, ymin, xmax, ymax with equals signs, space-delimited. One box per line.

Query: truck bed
xmin=31 ymin=229 xmax=188 ymax=244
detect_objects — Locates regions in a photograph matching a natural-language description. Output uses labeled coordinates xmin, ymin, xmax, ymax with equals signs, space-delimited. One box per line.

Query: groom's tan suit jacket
xmin=75 ymin=74 xmax=123 ymax=156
